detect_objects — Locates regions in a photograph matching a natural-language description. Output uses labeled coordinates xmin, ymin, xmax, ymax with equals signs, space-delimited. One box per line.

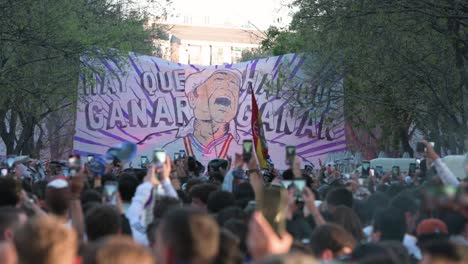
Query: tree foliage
xmin=261 ymin=0 xmax=468 ymax=156
xmin=0 ymin=0 xmax=166 ymax=157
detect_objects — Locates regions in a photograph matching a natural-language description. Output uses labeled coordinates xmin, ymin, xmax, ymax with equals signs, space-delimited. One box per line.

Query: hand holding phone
xmin=243 ymin=140 xmax=253 ymax=163
xmin=285 ymin=146 xmax=296 ymax=166
xmin=141 ymin=156 xmax=149 ymax=169
xmin=174 ymin=152 xmax=180 ymax=160
xmin=104 ymin=181 xmax=118 ymax=204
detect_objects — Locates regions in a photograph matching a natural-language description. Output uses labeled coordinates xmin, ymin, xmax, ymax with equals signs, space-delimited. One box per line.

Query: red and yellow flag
xmin=251 ymin=87 xmax=269 ymax=168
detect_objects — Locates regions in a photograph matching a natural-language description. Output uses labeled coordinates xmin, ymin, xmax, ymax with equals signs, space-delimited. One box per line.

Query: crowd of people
xmin=0 ymin=140 xmax=467 ymax=264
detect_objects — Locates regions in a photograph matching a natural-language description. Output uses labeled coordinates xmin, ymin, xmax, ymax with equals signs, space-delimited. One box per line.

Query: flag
xmin=251 ymin=87 xmax=269 ymax=168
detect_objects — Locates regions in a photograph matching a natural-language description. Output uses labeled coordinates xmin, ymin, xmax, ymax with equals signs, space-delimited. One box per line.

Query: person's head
xmin=437 ymin=209 xmax=467 ymax=237
xmin=85 ymin=204 xmax=121 ymax=241
xmin=351 ymin=243 xmax=400 ymax=264
xmin=325 ymin=187 xmax=353 ymax=212
xmin=233 ymin=182 xmax=255 ymax=209
xmin=361 ymin=192 xmax=390 ymax=225
xmin=155 ymin=207 xmax=219 ymax=264
xmin=416 ymin=218 xmax=449 ymax=247
xmin=81 ymin=189 xmax=103 ymax=206
xmin=215 ymin=229 xmax=243 ymax=264
xmin=420 ymin=239 xmax=462 ymax=264
xmin=372 ymin=207 xmax=406 ymax=242
xmin=208 ymin=159 xmax=229 ymax=177
xmin=189 ymin=183 xmax=218 ymax=211
xmin=0 ymin=177 xmax=21 ymax=207
xmin=185 ymin=70 xmax=241 ymax=123
xmin=310 ymin=223 xmax=356 ymax=261
xmin=223 ymin=219 xmax=248 ymax=254
xmin=216 ymin=206 xmax=246 ymax=226
xmin=0 ymin=207 xmax=27 ymax=241
xmin=153 ymin=197 xmax=182 ymax=220
xmin=14 ymin=216 xmax=77 ymax=264
xmin=207 ymin=190 xmax=235 ymax=214
xmin=389 ymin=192 xmax=419 ymax=233
xmin=83 ymin=235 xmax=154 ymax=264
xmin=118 ymin=173 xmax=139 ymax=203
xmin=187 ymin=157 xmax=203 ymax=176
xmin=330 ymin=205 xmax=365 ymax=241
xmin=45 ymin=178 xmax=71 ymax=218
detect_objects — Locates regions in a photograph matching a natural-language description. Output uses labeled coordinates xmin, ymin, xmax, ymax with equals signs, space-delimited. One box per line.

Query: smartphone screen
xmin=281 ymin=179 xmax=305 ymax=202
xmin=409 ymin=163 xmax=416 ymax=174
xmin=62 ymin=169 xmax=69 ymax=177
xmin=1 ymin=169 xmax=7 ymax=176
xmin=179 ymin=150 xmax=186 ymax=158
xmin=375 ymin=166 xmax=384 ymax=176
xmin=141 ymin=156 xmax=148 ymax=168
xmin=361 ymin=161 xmax=370 ymax=178
xmin=174 ymin=153 xmax=180 ymax=160
xmin=392 ymin=166 xmax=400 ymax=179
xmin=153 ymin=149 xmax=166 ymax=164
xmin=243 ymin=140 xmax=253 ymax=162
xmin=104 ymin=181 xmax=118 ymax=204
xmin=87 ymin=155 xmax=94 ymax=162
xmin=285 ymin=146 xmax=296 ymax=165
xmin=68 ymin=155 xmax=81 ymax=170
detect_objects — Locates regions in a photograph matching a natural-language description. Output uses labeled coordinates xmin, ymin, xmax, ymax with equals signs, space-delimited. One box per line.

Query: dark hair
xmin=437 ymin=209 xmax=466 ymax=235
xmin=223 ymin=219 xmax=248 ymax=254
xmin=310 ymin=223 xmax=356 ymax=257
xmin=189 ymin=183 xmax=219 ymax=205
xmin=184 ymin=178 xmax=204 ymax=193
xmin=351 ymin=243 xmax=400 ymax=264
xmin=153 ymin=197 xmax=182 ymax=220
xmin=81 ymin=190 xmax=103 ymax=206
xmin=118 ymin=173 xmax=139 ymax=202
xmin=389 ymin=192 xmax=418 ymax=215
xmin=325 ymin=187 xmax=353 ymax=208
xmin=361 ymin=192 xmax=390 ymax=225
xmin=208 ymin=159 xmax=229 ymax=172
xmin=0 ymin=177 xmax=21 ymax=207
xmin=146 ymin=219 xmax=160 ymax=247
xmin=45 ymin=187 xmax=71 ymax=216
xmin=188 ymin=156 xmax=203 ymax=176
xmin=160 ymin=207 xmax=219 ymax=264
xmin=216 ymin=207 xmax=246 ymax=226
xmin=373 ymin=207 xmax=406 ymax=242
xmin=85 ymin=205 xmax=121 ymax=241
xmin=0 ymin=207 xmax=24 ymax=240
xmin=215 ymin=229 xmax=243 ymax=264
xmin=233 ymin=183 xmax=255 ymax=209
xmin=419 ymin=239 xmax=461 ymax=261
xmin=207 ymin=191 xmax=235 ymax=214
xmin=330 ymin=205 xmax=365 ymax=241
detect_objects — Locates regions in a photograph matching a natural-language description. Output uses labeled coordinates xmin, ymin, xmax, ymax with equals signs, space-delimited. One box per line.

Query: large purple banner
xmin=74 ymin=54 xmax=345 ymax=169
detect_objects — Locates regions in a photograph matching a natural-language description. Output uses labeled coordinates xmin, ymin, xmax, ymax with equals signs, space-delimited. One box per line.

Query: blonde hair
xmin=14 ymin=216 xmax=77 ymax=264
xmin=84 ymin=236 xmax=154 ymax=264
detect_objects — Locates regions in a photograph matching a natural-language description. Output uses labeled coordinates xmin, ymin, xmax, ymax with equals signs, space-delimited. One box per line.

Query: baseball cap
xmin=416 ymin=219 xmax=448 ymax=236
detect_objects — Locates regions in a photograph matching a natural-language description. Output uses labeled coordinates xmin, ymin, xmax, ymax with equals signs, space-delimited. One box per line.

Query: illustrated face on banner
xmin=188 ymin=71 xmax=241 ymax=123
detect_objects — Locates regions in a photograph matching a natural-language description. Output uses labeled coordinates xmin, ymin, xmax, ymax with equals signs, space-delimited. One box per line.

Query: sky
xmin=166 ymin=0 xmax=293 ymax=29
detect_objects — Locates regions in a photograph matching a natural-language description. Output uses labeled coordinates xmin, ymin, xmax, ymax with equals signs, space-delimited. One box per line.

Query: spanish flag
xmin=251 ymin=87 xmax=269 ymax=168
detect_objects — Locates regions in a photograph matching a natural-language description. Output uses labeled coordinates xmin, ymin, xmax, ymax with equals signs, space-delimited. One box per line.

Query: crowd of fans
xmin=0 ymin=140 xmax=466 ymax=264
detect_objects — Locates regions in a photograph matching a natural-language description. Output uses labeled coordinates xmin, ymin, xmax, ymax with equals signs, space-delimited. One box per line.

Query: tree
xmin=261 ymin=0 xmax=468 ymax=156
xmin=0 ymin=0 xmax=168 ymax=157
